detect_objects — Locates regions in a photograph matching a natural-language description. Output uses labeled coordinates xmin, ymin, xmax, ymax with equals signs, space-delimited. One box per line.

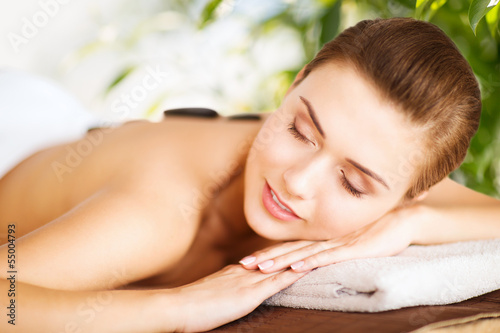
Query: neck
xmin=207 ymin=161 xmax=278 ymax=260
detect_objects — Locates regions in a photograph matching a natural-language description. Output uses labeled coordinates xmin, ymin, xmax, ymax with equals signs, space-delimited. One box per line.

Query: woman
xmin=1 ymin=17 xmax=499 ymax=332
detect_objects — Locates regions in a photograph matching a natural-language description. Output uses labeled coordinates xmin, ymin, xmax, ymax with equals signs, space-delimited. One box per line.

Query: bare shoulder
xmin=0 ymin=114 xmax=264 ymax=231
xmin=98 ymin=114 xmax=266 ymax=222
xmin=95 ymin=114 xmax=265 ymax=194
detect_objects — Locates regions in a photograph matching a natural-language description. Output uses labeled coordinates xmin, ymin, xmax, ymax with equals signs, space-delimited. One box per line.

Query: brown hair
xmin=300 ymin=17 xmax=481 ymax=200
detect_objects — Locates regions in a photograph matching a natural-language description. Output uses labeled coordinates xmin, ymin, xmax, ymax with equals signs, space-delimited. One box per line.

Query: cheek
xmin=313 ymin=195 xmax=393 ymax=238
xmin=251 ymin=128 xmax=297 ymax=168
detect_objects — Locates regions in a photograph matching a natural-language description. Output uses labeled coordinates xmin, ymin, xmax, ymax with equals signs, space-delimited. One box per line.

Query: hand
xmin=168 ymin=264 xmax=311 ymax=332
xmin=239 ymin=204 xmax=422 ymax=274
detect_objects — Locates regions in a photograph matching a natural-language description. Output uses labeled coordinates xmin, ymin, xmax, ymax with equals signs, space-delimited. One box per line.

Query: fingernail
xmin=258 ymin=260 xmax=274 ymax=270
xmin=290 ymin=261 xmax=304 ymax=270
xmin=239 ymin=256 xmax=256 ymax=265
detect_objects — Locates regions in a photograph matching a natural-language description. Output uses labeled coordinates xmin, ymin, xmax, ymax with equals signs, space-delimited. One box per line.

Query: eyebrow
xmin=299 ymin=96 xmax=325 ymax=137
xmin=346 ymin=158 xmax=390 ymax=190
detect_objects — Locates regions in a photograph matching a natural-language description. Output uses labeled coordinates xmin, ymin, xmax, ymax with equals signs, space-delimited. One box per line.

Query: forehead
xmin=291 ymin=63 xmax=422 ymax=189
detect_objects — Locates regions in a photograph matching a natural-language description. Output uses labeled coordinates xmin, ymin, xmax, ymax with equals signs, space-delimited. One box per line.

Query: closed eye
xmin=289 ymin=119 xmax=363 ymax=198
xmin=288 ymin=120 xmax=312 ymax=145
xmin=341 ymin=170 xmax=363 ymax=198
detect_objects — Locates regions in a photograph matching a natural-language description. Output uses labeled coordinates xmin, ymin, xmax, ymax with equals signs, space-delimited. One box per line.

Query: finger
xmin=238 ymin=240 xmax=316 ymax=270
xmin=218 ymin=264 xmax=281 ymax=277
xmin=292 ymin=244 xmax=370 ymax=272
xmin=192 ymin=264 xmax=284 ymax=289
xmin=252 ymin=268 xmax=312 ymax=300
xmin=254 ymin=240 xmax=346 ymax=273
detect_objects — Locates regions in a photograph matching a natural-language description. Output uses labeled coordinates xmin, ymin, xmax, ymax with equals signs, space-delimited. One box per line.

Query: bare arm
xmin=0 ymin=279 xmax=174 ymax=333
xmin=414 ymin=177 xmax=500 ymax=244
xmin=0 ymin=170 xmax=310 ymax=331
xmin=0 ymin=177 xmax=198 ymax=290
xmin=0 ymin=178 xmax=183 ymax=331
xmin=0 ymin=174 xmax=191 ymax=331
xmin=0 ymin=266 xmax=307 ymax=332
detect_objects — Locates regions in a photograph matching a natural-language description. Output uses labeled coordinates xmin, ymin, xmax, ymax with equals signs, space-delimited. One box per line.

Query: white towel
xmin=264 ymin=239 xmax=500 ymax=312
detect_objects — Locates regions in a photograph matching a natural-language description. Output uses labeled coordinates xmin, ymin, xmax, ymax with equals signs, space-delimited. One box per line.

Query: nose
xmin=283 ymin=155 xmax=329 ymax=200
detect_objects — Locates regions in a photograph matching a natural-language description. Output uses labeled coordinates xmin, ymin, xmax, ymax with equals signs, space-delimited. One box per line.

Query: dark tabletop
xmin=209 ymin=288 xmax=500 ymax=333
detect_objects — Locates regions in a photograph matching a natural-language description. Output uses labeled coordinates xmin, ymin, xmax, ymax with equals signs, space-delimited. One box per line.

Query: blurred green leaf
xmin=485 ymin=2 xmax=500 ymax=37
xmin=416 ymin=0 xmax=448 ymax=20
xmin=469 ymin=0 xmax=499 ymax=34
xmin=416 ymin=0 xmax=429 ymax=8
xmin=199 ymin=0 xmax=224 ymax=29
xmin=430 ymin=0 xmax=447 ymax=13
xmin=105 ymin=66 xmax=136 ymax=95
xmin=320 ymin=0 xmax=341 ymax=45
xmin=318 ymin=0 xmax=338 ymax=5
xmin=415 ymin=0 xmax=431 ymax=18
xmin=395 ymin=0 xmax=417 ymax=9
xmin=143 ymin=93 xmax=168 ymax=118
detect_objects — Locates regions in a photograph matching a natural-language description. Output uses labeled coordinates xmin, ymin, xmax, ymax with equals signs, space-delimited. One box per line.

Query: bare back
xmin=0 ymin=115 xmax=272 ymax=289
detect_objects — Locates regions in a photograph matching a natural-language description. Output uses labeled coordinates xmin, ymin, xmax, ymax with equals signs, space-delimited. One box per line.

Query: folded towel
xmin=264 ymin=239 xmax=500 ymax=312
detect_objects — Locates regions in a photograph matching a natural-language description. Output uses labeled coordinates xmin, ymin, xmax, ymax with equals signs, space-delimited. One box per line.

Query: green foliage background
xmin=199 ymin=0 xmax=500 ymax=197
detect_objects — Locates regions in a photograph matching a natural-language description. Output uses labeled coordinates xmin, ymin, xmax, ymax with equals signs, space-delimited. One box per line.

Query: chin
xmin=243 ymin=155 xmax=297 ymax=240
xmin=244 ymin=202 xmax=276 ymax=240
xmin=243 ymin=199 xmax=292 ymax=241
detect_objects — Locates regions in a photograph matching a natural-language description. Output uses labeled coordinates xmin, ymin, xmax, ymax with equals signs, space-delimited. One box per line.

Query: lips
xmin=271 ymin=189 xmax=293 ymax=213
xmin=262 ymin=181 xmax=300 ymax=221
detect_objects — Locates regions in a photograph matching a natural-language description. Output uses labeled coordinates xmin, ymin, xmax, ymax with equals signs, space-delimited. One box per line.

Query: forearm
xmin=413 ymin=203 xmax=500 ymax=245
xmin=0 ymin=279 xmax=177 ymax=333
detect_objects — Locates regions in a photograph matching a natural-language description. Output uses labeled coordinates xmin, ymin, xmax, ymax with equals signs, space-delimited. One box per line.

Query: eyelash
xmin=287 ymin=121 xmax=311 ymax=144
xmin=288 ymin=120 xmax=363 ymax=199
xmin=341 ymin=170 xmax=363 ymax=198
